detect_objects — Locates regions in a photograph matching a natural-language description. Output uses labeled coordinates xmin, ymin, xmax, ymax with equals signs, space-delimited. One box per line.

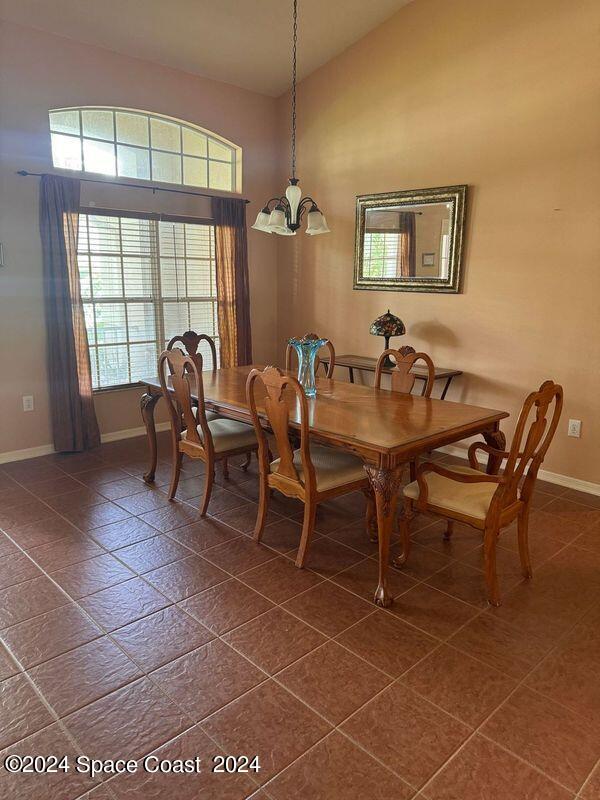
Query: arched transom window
xmin=48 ymin=107 xmax=241 ymax=192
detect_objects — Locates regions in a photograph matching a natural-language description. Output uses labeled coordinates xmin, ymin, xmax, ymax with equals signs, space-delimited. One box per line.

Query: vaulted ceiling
xmin=0 ymin=0 xmax=413 ymax=96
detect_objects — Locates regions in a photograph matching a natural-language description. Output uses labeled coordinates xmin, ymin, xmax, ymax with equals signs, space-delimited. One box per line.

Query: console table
xmin=320 ymin=354 xmax=462 ymax=399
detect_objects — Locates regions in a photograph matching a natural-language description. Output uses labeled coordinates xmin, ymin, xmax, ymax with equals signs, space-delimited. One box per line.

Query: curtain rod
xmin=16 ymin=171 xmax=251 ymax=204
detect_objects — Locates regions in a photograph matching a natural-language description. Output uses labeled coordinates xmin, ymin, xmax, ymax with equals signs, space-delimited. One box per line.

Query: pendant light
xmin=252 ymin=0 xmax=329 ymax=236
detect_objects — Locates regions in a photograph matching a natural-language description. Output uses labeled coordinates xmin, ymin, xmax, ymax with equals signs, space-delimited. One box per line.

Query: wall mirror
xmin=354 ymin=185 xmax=467 ymax=293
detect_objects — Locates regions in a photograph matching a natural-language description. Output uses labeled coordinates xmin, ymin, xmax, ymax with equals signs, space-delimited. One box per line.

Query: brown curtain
xmin=212 ymin=197 xmax=252 ymax=366
xmin=40 ymin=174 xmax=100 ymax=452
xmin=397 ymin=212 xmax=416 ymax=277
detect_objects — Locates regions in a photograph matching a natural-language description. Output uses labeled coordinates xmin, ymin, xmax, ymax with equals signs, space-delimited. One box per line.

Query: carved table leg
xmin=483 ymin=425 xmax=507 ymax=475
xmin=365 ymin=463 xmax=404 ymax=608
xmin=141 ymin=391 xmax=161 ymax=483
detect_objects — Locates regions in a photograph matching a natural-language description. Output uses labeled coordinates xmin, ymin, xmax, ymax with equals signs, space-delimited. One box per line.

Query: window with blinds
xmin=362 ymin=232 xmax=402 ymax=278
xmin=77 ymin=212 xmax=219 ymax=389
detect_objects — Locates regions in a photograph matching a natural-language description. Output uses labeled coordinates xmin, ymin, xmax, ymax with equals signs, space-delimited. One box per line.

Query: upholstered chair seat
xmin=191 ymin=405 xmax=220 ymax=423
xmin=270 ymin=444 xmax=365 ymax=492
xmin=185 ymin=418 xmax=257 ymax=454
xmin=403 ymin=465 xmax=497 ymax=524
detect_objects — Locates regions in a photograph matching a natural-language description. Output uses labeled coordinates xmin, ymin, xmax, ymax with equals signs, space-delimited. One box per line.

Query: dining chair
xmin=159 ymin=348 xmax=258 ymax=515
xmin=167 ymin=330 xmax=220 ymax=420
xmin=374 ymin=347 xmax=435 ymax=398
xmin=396 ymin=380 xmax=563 ymax=605
xmin=285 ymin=332 xmax=336 ymax=378
xmin=246 ymin=366 xmax=372 ymax=567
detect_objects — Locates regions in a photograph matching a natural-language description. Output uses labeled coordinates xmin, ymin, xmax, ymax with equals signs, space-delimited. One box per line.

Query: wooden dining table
xmin=140 ymin=365 xmax=508 ymax=607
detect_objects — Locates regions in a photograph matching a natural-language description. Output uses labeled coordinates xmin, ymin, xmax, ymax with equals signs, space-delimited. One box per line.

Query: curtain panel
xmin=40 ymin=175 xmax=100 ymax=452
xmin=397 ymin=212 xmax=416 ymax=277
xmin=211 ymin=197 xmax=252 ymax=367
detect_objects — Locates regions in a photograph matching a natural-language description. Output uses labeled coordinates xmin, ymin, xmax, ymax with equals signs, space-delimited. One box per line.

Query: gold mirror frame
xmin=354 ymin=185 xmax=467 ymax=294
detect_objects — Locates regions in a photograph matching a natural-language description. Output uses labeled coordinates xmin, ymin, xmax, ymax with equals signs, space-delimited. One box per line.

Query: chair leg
xmin=222 ymin=458 xmax=229 ymax=479
xmin=198 ymin=465 xmax=215 ymax=517
xmin=363 ymin=488 xmax=377 ymax=542
xmin=409 ymin=460 xmax=417 ymax=482
xmin=517 ymin=511 xmax=532 ymax=579
xmin=296 ymin=500 xmax=317 ymax=568
xmin=168 ymin=450 xmax=183 ymax=501
xmin=444 ymin=520 xmax=454 ymax=541
xmin=254 ymin=473 xmax=270 ymax=542
xmin=241 ymin=452 xmax=252 ymax=471
xmin=483 ymin=525 xmax=501 ymax=606
xmin=393 ymin=496 xmax=413 ymax=568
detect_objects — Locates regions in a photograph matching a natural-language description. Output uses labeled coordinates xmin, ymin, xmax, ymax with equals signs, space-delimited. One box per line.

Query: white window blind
xmin=77 ymin=212 xmax=219 ymax=389
xmin=49 ymin=107 xmax=240 ymax=192
xmin=362 ymin=232 xmax=401 ymax=278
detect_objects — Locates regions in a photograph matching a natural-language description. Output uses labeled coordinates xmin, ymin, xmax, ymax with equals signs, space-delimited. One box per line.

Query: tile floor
xmin=0 ymin=432 xmax=599 ymax=799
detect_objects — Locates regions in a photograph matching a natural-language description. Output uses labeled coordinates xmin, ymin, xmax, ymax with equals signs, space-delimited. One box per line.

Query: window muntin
xmin=77 ymin=212 xmax=219 ymax=390
xmin=50 ymin=107 xmax=239 ymax=192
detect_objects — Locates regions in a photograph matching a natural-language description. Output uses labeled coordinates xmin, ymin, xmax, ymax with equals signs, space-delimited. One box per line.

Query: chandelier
xmin=252 ymin=0 xmax=329 ymax=236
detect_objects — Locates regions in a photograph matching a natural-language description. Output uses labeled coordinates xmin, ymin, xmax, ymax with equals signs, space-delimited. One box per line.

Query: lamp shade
xmin=369 ymin=309 xmax=406 ymax=338
xmin=267 ymin=205 xmax=289 ymax=235
xmin=251 ymin=209 xmax=272 ymax=233
xmin=306 ymin=207 xmax=330 ymax=235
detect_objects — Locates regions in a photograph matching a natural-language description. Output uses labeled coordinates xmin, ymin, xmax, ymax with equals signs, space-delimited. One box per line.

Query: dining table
xmin=139 ymin=365 xmax=508 ymax=607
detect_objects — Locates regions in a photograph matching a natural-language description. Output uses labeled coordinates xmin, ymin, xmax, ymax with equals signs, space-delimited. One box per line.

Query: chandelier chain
xmin=291 ymin=0 xmax=297 ymax=179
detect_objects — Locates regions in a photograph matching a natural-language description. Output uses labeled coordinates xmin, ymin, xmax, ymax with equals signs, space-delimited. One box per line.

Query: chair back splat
xmin=158 ymin=348 xmax=212 ymax=457
xmin=375 ymin=348 xmax=435 ymax=397
xmin=167 ymin=330 xmax=218 ymax=372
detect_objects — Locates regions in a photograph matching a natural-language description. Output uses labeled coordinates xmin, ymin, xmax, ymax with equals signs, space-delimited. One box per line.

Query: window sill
xmin=93 ymin=382 xmax=144 ymax=395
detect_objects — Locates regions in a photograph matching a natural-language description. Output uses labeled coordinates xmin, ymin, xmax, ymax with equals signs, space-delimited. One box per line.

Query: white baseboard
xmin=0 ymin=423 xmax=170 ymax=464
xmin=438 ymin=444 xmax=600 ymax=497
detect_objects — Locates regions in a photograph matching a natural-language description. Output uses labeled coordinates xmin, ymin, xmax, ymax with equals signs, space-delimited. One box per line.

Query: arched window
xmin=48 ymin=107 xmax=241 ymax=192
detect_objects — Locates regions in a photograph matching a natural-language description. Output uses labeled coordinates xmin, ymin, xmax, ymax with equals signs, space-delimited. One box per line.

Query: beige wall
xmin=276 ymin=0 xmax=600 ymax=483
xmin=0 ymin=22 xmax=279 ymax=455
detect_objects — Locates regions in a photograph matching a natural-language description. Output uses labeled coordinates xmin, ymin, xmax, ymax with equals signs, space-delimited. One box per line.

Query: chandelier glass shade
xmin=252 ymin=0 xmax=329 ymax=237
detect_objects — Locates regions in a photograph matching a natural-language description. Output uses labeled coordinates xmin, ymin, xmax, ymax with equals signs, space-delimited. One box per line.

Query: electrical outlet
xmin=568 ymin=419 xmax=581 ymax=438
xmin=22 ymin=395 xmax=34 ymax=412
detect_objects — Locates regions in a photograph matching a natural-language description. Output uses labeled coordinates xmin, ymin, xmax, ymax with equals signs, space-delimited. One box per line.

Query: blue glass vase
xmin=288 ymin=335 xmax=328 ymax=398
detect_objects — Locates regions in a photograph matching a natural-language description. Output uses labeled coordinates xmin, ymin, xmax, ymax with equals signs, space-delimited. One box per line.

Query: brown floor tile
xmin=45 ymin=486 xmax=108 ymax=511
xmin=498 ymin=522 xmax=567 ymax=564
xmin=28 ymin=537 xmax=105 ymax=572
xmin=297 ymin=504 xmax=356 ymax=535
xmin=278 ymin=640 xmax=391 ymax=724
xmin=542 ymin=497 xmax=600 ymax=530
xmin=212 ymin=478 xmax=260 ymax=505
xmin=109 ymin=723 xmax=256 ymax=799
xmin=202 ymin=680 xmax=331 ymax=783
xmin=0 ymin=673 xmax=53 ymax=749
xmin=426 ymin=559 xmax=521 ymax=608
xmin=238 ymin=556 xmax=323 ymax=603
xmin=202 ymin=536 xmax=277 ymax=575
xmin=545 ymin=544 xmax=600 ymax=587
xmin=267 ymin=492 xmax=304 ymax=518
xmin=0 ymin=552 xmax=42 ymax=590
xmin=0 ymin=722 xmax=98 ymax=800
xmin=298 ymin=536 xmax=365 ymax=578
xmin=342 ymin=682 xmax=471 ymax=789
xmin=422 ymin=734 xmax=573 ymax=800
xmin=523 ymin=508 xmax=590 ymax=544
xmin=0 ymin=643 xmax=18 ymax=680
xmin=166 ymin=475 xmax=207 ymax=501
xmin=88 ymin=517 xmax=159 ymax=551
xmin=113 ymin=534 xmax=191 ymax=573
xmin=388 ymin=583 xmax=478 ymax=639
xmin=111 ymin=606 xmax=214 ymax=671
xmin=336 ymin=610 xmax=437 ymax=677
xmin=282 ymin=581 xmax=373 ymax=637
xmin=326 ymin=519 xmax=378 ymax=556
xmin=76 ymin=465 xmax=131 ymax=488
xmin=151 ymin=638 xmax=266 ymax=721
xmin=213 ymin=500 xmax=281 ymax=533
xmin=0 ymin=499 xmax=57 ymax=532
xmin=53 ymin=452 xmax=106 ymax=474
xmin=113 ymin=488 xmax=172 ymax=515
xmin=198 ymin=486 xmax=250 ymax=517
xmin=0 ymin=531 xmax=19 ymax=558
xmin=0 ymin=575 xmax=70 ymax=628
xmin=62 ymin=677 xmax=192 ymax=761
xmin=412 ymin=518 xmax=482 ymax=558
xmin=62 ymin=501 xmax=132 ymax=531
xmin=401 ymin=644 xmax=517 ymax=726
xmin=166 ymin=517 xmax=240 ymax=553
xmin=482 ymin=685 xmax=600 ymax=792
xmin=223 ymin=607 xmax=326 ymax=674
xmin=572 ymin=522 xmax=600 ymax=554
xmin=51 ymin=553 xmax=135 ymax=599
xmin=181 ymin=579 xmax=274 ymax=634
xmin=0 ymin=484 xmax=37 ymax=509
xmin=561 ymin=489 xmax=600 ymax=509
xmin=332 ymin=556 xmax=416 ymax=602
xmin=139 ymin=502 xmax=209 ymax=533
xmin=258 ymin=517 xmax=319 ymax=555
xmin=388 ymin=541 xmax=455 ymax=581
xmin=79 ymin=577 xmax=171 ymax=631
xmin=95 ymin=476 xmax=151 ymax=501
xmin=28 ymin=637 xmax=141 ymax=716
xmin=580 ymin=762 xmax=600 ymax=799
xmin=144 ymin=555 xmax=229 ymax=601
xmin=3 ymin=459 xmax=64 ymax=483
xmin=449 ymin=613 xmax=549 ymax=679
xmin=7 ymin=516 xmax=81 ymax=550
xmin=1 ymin=603 xmax=102 ymax=668
xmin=267 ymin=730 xmax=413 ymax=799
